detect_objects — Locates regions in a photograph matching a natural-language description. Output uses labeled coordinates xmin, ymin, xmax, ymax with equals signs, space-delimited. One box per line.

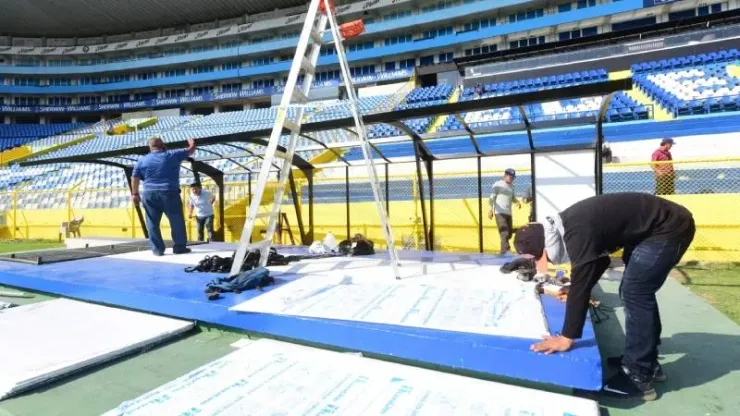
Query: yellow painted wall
xmin=662 ymin=193 xmax=740 ymax=262
xmin=5 ymin=189 xmax=738 ymax=263
xmin=257 ymin=194 xmax=740 ymax=262
xmin=3 ymin=207 xmax=174 ymax=241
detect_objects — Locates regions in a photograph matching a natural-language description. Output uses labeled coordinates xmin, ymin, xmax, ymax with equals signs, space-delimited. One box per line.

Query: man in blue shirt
xmin=131 ymin=137 xmax=196 ymax=256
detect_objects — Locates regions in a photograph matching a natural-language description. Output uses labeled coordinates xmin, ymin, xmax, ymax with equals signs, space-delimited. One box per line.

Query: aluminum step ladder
xmin=230 ymin=0 xmax=402 ymax=279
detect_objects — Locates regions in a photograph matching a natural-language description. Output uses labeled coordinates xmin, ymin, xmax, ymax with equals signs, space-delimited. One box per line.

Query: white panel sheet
xmin=534 ymin=150 xmax=596 ymax=220
xmin=0 ymin=299 xmax=194 ymax=400
xmin=103 ymin=339 xmax=598 ymax=416
xmin=230 ymin=267 xmax=549 ymax=339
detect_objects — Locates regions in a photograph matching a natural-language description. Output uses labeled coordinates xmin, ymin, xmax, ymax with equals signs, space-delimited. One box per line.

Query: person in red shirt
xmin=651 ymin=138 xmax=675 ymax=195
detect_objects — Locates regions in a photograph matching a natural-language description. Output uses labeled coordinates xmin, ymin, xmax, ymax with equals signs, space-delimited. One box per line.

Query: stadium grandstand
xmin=1 ymin=0 xmax=740 ymax=414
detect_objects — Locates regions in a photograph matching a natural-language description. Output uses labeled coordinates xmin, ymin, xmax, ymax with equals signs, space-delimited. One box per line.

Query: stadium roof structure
xmin=21 ymin=78 xmax=632 ymax=247
xmin=0 ymin=0 xmax=309 ymax=37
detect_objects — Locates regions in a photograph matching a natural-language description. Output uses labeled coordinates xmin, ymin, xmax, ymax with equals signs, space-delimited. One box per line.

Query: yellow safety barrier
xmin=8 ymin=134 xmax=97 ymax=164
xmin=0 ymin=146 xmax=32 ymax=166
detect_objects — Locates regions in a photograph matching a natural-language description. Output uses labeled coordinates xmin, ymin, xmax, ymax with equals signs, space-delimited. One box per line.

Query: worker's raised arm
xmin=186 ymin=138 xmax=196 ymax=156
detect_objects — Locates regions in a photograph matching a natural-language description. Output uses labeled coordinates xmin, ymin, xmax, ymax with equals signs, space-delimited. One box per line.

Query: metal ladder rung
xmin=300 ymin=56 xmax=316 ymax=75
xmin=310 ymin=29 xmax=323 ymax=45
xmin=274 ymin=151 xmax=291 ymax=160
xmin=292 ymin=89 xmax=309 ymax=104
xmin=284 ymin=119 xmax=301 ymax=134
xmin=247 ymin=239 xmax=272 ymax=250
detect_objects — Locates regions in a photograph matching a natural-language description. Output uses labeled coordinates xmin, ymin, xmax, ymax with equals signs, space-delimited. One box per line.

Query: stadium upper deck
xmin=0 ymin=0 xmax=733 ymax=114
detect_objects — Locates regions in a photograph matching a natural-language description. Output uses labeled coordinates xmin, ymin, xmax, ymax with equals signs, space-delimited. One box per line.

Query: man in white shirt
xmin=187 ymin=183 xmax=216 ymax=242
xmin=487 ymin=168 xmax=520 ymax=255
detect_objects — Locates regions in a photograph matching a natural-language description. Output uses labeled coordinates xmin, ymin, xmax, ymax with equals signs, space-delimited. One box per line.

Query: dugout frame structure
xmin=21 ymin=79 xmax=630 ymax=250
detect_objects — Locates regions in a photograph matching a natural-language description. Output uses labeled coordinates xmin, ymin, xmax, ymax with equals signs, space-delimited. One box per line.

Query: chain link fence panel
xmin=604 ymin=158 xmax=740 ymax=262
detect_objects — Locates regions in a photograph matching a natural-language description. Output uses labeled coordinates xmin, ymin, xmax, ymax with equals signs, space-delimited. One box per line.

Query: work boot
xmin=602 ymin=366 xmax=657 ymax=401
xmin=606 ymin=355 xmax=666 ymax=382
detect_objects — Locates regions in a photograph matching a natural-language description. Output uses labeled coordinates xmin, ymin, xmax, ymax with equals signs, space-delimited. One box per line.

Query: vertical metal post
xmin=215 ymin=175 xmax=225 ymax=242
xmin=595 ymin=93 xmax=615 ymax=195
xmin=518 ymin=105 xmax=537 ymax=222
xmin=412 ymin=140 xmax=430 ymax=251
xmin=384 ymin=163 xmax=390 ymax=215
xmin=124 ymin=166 xmax=148 ymax=239
xmin=308 ymin=169 xmax=314 ymax=243
xmin=477 ymin=156 xmax=483 ymax=253
xmin=345 ymin=166 xmax=350 ymax=239
xmin=427 ymin=159 xmax=434 ymax=252
xmin=288 ymin=171 xmax=308 ymax=245
xmin=248 ymin=173 xmax=252 ymax=206
xmin=247 ymin=172 xmax=253 ymax=244
xmin=66 ymin=191 xmax=72 ymax=223
xmin=12 ymin=191 xmax=17 ymax=239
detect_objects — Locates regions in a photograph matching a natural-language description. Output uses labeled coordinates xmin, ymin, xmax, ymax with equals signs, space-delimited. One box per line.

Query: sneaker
xmin=173 ymin=248 xmax=192 ymax=255
xmin=606 ymin=355 xmax=666 ymax=382
xmin=602 ymin=367 xmax=657 ymax=401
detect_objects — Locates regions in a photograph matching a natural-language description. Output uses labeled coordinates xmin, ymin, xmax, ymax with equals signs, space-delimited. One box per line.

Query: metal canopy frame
xmin=20 ymin=79 xmax=630 ymax=246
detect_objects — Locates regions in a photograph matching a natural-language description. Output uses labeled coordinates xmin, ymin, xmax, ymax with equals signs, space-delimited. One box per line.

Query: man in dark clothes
xmin=513 ymin=193 xmax=695 ymax=401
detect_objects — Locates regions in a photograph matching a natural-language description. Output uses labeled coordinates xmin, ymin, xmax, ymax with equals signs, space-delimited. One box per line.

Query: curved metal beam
xmin=194 ymin=146 xmax=255 ymax=173
xmin=203 ymin=142 xmax=280 ymax=171
xmin=453 ymin=113 xmax=482 ymax=155
xmin=341 ymin=127 xmax=390 ymax=163
xmin=595 ymin=92 xmax=616 ymax=195
xmin=518 ymin=105 xmax=537 ymax=221
xmin=22 ymin=135 xmax=313 ymax=172
xmin=389 ymin=121 xmax=433 ymax=250
xmin=20 ymin=80 xmax=630 ymax=169
xmin=300 ymin=132 xmax=350 ymax=165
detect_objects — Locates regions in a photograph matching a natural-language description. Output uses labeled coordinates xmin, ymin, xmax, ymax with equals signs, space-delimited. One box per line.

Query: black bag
xmin=184 ymin=255 xmax=233 ymax=273
xmin=243 ymin=247 xmax=302 ymax=268
xmin=337 ymin=234 xmax=375 ymax=256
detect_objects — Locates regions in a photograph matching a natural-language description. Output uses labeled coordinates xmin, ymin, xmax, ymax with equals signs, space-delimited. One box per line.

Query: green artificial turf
xmin=674 ymin=262 xmax=740 ymax=325
xmin=0 ymin=240 xmax=64 ymax=254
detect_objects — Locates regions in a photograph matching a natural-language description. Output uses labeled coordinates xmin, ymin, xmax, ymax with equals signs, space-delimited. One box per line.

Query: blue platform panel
xmin=0 ymin=245 xmax=603 ymax=391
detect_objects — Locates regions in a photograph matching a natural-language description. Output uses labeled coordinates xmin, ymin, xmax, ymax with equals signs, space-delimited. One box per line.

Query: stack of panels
xmin=0 ymin=299 xmax=194 ymax=400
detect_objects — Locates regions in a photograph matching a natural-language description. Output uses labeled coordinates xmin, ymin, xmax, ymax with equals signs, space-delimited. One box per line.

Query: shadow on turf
xmin=591 ymin=285 xmax=740 ymax=412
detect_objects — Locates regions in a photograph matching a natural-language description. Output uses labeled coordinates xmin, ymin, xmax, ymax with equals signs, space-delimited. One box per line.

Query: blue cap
xmin=505 ymin=168 xmax=516 ymax=177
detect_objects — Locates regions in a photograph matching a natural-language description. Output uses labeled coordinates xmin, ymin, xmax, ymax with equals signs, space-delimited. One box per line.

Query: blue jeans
xmin=196 ymin=215 xmax=214 ymax=242
xmin=141 ymin=191 xmax=188 ymax=255
xmin=620 ymin=224 xmax=695 ymax=377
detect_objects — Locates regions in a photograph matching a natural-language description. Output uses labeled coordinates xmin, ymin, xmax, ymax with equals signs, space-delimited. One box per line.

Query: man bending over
xmin=513 ymin=192 xmax=694 ymax=401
